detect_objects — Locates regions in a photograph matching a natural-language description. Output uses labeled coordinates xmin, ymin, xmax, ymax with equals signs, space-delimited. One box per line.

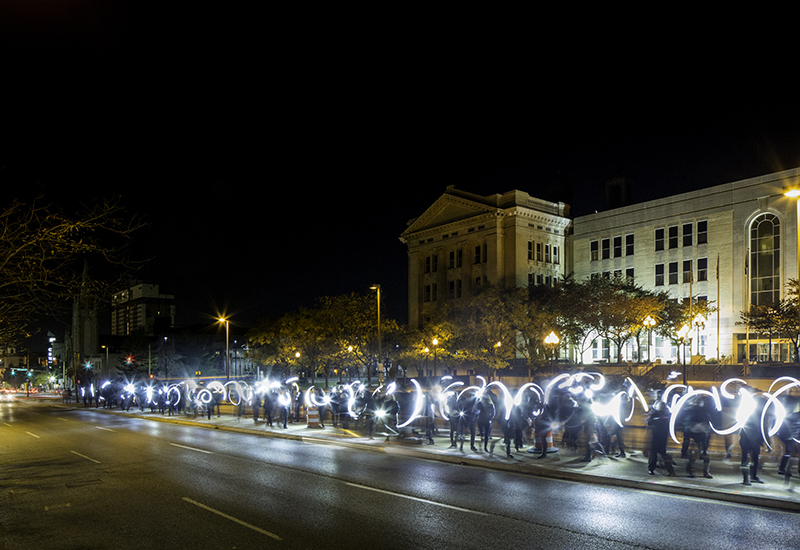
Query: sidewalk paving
xmin=63 ymin=402 xmax=800 ymax=513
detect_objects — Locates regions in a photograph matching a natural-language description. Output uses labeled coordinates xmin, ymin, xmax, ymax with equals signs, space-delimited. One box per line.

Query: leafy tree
xmin=448 ymin=285 xmax=516 ymax=378
xmin=580 ymin=275 xmax=665 ymax=363
xmin=778 ymin=279 xmax=800 ymax=361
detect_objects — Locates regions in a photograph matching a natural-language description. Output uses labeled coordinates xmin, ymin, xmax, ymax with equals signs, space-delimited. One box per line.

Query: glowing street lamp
xmin=544 ymin=331 xmax=560 ymax=363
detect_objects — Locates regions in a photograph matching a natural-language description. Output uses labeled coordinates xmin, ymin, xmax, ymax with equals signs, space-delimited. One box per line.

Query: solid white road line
xmin=95 ymin=426 xmax=115 ymax=432
xmin=25 ymin=432 xmax=40 ymax=438
xmin=182 ymin=497 xmax=283 ymax=541
xmin=345 ymin=482 xmax=489 ymax=516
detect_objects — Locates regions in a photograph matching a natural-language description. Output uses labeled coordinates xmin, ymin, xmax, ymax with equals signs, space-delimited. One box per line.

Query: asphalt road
xmin=2 ymin=398 xmax=799 ymax=550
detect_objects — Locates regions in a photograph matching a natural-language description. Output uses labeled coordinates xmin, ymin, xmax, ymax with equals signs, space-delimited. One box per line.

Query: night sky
xmin=4 ymin=3 xmax=800 ymax=334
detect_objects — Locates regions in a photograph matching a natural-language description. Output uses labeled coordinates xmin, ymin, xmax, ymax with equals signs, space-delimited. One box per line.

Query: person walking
xmin=476 ymin=394 xmax=495 ymax=452
xmin=446 ymin=393 xmax=460 ymax=449
xmin=778 ymin=405 xmax=800 ymax=483
xmin=682 ymin=395 xmax=713 ymax=478
xmin=647 ymin=400 xmax=676 ymax=476
xmin=740 ymin=395 xmax=767 ymax=485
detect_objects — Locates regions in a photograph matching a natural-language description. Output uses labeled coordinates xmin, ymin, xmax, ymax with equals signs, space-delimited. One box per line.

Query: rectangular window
xmin=669 ymin=262 xmax=678 ymax=284
xmin=655 ymin=264 xmax=664 ymax=286
xmin=683 ymin=223 xmax=693 ymax=247
xmin=425 ymin=254 xmax=438 ymax=273
xmin=655 ymin=229 xmax=664 ymax=251
xmin=602 ymin=238 xmax=610 ymax=260
xmin=449 ymin=280 xmax=462 ymax=299
xmin=668 ymin=226 xmax=678 ymax=249
xmin=683 ymin=260 xmax=693 ymax=283
xmin=697 ymin=220 xmax=708 ymax=244
xmin=626 ymin=267 xmax=634 ymax=281
xmin=545 ymin=244 xmax=551 ymax=263
xmin=425 ymin=284 xmax=438 ymax=302
xmin=448 ymin=249 xmax=462 ymax=268
xmin=536 ymin=242 xmax=542 ymax=262
xmin=698 ymin=258 xmax=708 ymax=281
xmin=553 ymin=246 xmax=560 ymax=265
xmin=625 ymin=234 xmax=634 ymax=256
xmin=590 ymin=240 xmax=599 ymax=261
xmin=528 ymin=242 xmax=533 ymax=261
xmin=613 ymin=236 xmax=622 ymax=258
xmin=474 ymin=245 xmax=482 ymax=264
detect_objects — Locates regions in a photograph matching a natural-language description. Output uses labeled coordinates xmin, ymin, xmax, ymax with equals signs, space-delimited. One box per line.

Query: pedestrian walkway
xmin=70 ymin=403 xmax=800 ymax=514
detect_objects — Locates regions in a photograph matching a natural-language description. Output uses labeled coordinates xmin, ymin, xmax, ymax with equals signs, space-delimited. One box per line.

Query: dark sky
xmin=4 ymin=3 xmax=800 ymax=333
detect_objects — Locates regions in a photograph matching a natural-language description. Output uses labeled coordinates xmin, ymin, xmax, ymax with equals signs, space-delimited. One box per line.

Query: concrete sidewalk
xmin=64 ymin=403 xmax=800 ymax=513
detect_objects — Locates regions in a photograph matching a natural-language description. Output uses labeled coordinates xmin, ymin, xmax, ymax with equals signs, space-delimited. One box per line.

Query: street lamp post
xmin=545 ymin=331 xmax=560 ymax=365
xmin=677 ymin=324 xmax=690 ymax=384
xmin=432 ymin=338 xmax=438 ymax=379
xmin=693 ymin=314 xmax=707 ymax=357
xmin=643 ymin=316 xmax=656 ymax=363
xmin=219 ymin=317 xmax=230 ymax=381
xmin=370 ymin=284 xmax=382 ymax=386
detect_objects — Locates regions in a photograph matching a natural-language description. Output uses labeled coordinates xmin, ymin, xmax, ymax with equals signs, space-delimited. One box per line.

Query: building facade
xmin=400 ymin=186 xmax=572 ymax=330
xmin=403 ymin=168 xmax=800 ymax=365
xmin=572 ymin=167 xmax=800 ymax=364
xmin=111 ymin=283 xmax=176 ymax=336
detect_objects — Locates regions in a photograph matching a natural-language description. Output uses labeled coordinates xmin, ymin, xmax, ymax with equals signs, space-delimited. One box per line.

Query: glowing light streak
xmin=486 ymin=380 xmax=514 ymax=420
xmin=668 ymin=388 xmax=715 ymax=444
xmin=306 ymin=386 xmax=331 ymax=408
xmin=196 ymin=389 xmax=213 ymax=404
xmin=761 ymin=377 xmax=800 ymax=448
xmin=397 ymin=379 xmax=424 ymax=428
xmin=660 ymin=384 xmax=687 ymax=411
xmin=545 ymin=374 xmax=569 ymax=405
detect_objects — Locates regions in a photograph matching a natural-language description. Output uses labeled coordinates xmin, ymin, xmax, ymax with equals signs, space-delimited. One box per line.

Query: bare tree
xmin=0 ymin=194 xmax=145 ymax=343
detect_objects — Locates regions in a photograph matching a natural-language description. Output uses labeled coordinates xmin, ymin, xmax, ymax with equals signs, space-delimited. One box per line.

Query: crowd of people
xmin=72 ymin=373 xmax=800 ymax=487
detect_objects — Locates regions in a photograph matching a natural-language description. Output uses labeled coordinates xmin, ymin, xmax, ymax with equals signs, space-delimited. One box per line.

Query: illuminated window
xmin=655 ymin=229 xmax=664 ymax=251
xmin=750 ymin=213 xmax=780 ymax=306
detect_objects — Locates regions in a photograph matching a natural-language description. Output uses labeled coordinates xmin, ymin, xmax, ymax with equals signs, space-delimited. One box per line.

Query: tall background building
xmin=111 ymin=283 xmax=176 ymax=336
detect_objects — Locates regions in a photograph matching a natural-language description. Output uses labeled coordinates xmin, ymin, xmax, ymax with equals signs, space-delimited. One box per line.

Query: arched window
xmin=750 ymin=213 xmax=780 ymax=306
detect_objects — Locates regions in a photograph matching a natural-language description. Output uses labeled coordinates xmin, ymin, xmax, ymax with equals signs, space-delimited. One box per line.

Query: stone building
xmin=402 ymin=167 xmax=800 ymax=365
xmin=572 ymin=167 xmax=800 ymax=364
xmin=400 ymin=186 xmax=571 ymax=330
